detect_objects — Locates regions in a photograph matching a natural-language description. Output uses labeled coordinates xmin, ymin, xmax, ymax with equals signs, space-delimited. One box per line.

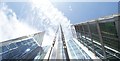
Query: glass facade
xmin=0 ymin=32 xmax=45 ymax=60
xmin=0 ymin=15 xmax=119 ymax=60
xmin=99 ymin=19 xmax=120 ymax=59
xmin=0 ymin=38 xmax=43 ymax=60
xmin=99 ymin=21 xmax=118 ymax=50
xmin=75 ymin=23 xmax=104 ymax=58
xmin=67 ymin=39 xmax=91 ymax=59
xmin=74 ymin=15 xmax=120 ymax=59
xmin=34 ymin=45 xmax=51 ymax=60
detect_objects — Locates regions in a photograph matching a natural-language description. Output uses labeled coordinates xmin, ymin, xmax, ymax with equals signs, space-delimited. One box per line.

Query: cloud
xmin=30 ymin=0 xmax=73 ymax=45
xmin=0 ymin=0 xmax=74 ymax=46
xmin=0 ymin=3 xmax=38 ymax=42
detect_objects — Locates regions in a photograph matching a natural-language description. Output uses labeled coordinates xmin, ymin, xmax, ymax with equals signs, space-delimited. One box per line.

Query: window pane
xmin=99 ymin=22 xmax=119 ymax=51
xmin=8 ymin=43 xmax=16 ymax=49
xmin=2 ymin=46 xmax=9 ymax=52
xmin=99 ymin=21 xmax=119 ymax=59
xmin=16 ymin=42 xmax=22 ymax=46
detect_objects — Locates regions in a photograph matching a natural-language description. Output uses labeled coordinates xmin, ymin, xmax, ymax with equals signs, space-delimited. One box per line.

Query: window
xmin=89 ymin=23 xmax=100 ymax=43
xmin=8 ymin=43 xmax=16 ymax=49
xmin=99 ymin=21 xmax=119 ymax=51
xmin=2 ymin=46 xmax=9 ymax=52
xmin=16 ymin=42 xmax=22 ymax=46
xmin=89 ymin=22 xmax=104 ymax=58
xmin=21 ymin=40 xmax=27 ymax=45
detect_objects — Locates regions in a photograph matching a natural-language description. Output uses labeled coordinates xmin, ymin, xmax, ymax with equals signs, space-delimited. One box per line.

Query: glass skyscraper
xmin=0 ymin=14 xmax=120 ymax=61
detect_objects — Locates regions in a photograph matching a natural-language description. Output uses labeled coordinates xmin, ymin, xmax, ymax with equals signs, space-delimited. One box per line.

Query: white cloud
xmin=0 ymin=0 xmax=74 ymax=46
xmin=30 ymin=0 xmax=73 ymax=46
xmin=0 ymin=3 xmax=38 ymax=42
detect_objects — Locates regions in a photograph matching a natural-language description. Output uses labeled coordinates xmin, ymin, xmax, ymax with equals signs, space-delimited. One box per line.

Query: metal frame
xmin=115 ymin=16 xmax=120 ymax=57
xmin=96 ymin=20 xmax=107 ymax=59
xmin=73 ymin=14 xmax=120 ymax=59
xmin=87 ymin=22 xmax=95 ymax=54
xmin=81 ymin=23 xmax=87 ymax=46
xmin=78 ymin=24 xmax=82 ymax=39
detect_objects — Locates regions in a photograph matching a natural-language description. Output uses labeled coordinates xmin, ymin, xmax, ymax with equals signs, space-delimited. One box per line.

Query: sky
xmin=0 ymin=0 xmax=73 ymax=46
xmin=0 ymin=0 xmax=119 ymax=46
xmin=52 ymin=2 xmax=118 ymax=24
xmin=2 ymin=2 xmax=118 ymax=24
xmin=4 ymin=2 xmax=118 ymax=24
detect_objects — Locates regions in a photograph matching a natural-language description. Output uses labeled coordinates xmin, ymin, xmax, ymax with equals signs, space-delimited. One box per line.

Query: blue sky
xmin=53 ymin=2 xmax=118 ymax=24
xmin=6 ymin=2 xmax=31 ymax=19
xmin=6 ymin=2 xmax=118 ymax=24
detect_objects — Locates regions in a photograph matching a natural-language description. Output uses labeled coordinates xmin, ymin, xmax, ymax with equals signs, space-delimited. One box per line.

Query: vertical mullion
xmin=96 ymin=20 xmax=106 ymax=59
xmin=74 ymin=25 xmax=78 ymax=38
xmin=77 ymin=25 xmax=80 ymax=39
xmin=81 ymin=23 xmax=87 ymax=47
xmin=78 ymin=25 xmax=82 ymax=43
xmin=115 ymin=16 xmax=120 ymax=57
xmin=87 ymin=22 xmax=95 ymax=54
